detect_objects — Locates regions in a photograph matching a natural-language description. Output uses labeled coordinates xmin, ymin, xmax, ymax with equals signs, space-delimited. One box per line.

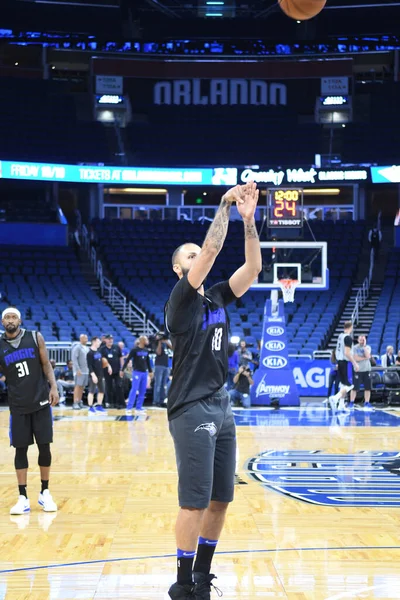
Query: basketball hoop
xmin=278 ymin=279 xmax=299 ymax=303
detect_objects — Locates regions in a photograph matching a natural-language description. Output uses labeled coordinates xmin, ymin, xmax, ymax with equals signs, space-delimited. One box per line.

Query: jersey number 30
xmin=16 ymin=361 xmax=30 ymax=378
xmin=212 ymin=327 xmax=223 ymax=352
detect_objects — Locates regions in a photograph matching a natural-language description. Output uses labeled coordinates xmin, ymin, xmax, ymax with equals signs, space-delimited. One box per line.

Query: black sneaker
xmin=193 ymin=573 xmax=223 ymax=599
xmin=168 ymin=582 xmax=196 ymax=599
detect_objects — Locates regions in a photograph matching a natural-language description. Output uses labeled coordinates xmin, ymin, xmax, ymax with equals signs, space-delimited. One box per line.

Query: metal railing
xmin=80 ymin=222 xmax=158 ymax=336
xmin=351 ymin=248 xmax=375 ymax=326
xmin=102 ymin=203 xmax=355 ymax=223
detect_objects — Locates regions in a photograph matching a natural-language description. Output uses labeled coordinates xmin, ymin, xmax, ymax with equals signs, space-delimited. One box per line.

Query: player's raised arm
xmin=229 ymin=181 xmax=262 ymax=298
xmin=186 ymin=185 xmax=243 ymax=290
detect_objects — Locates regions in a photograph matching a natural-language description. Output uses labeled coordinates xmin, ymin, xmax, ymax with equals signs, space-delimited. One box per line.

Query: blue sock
xmin=193 ymin=537 xmax=218 ymax=575
xmin=177 ymin=549 xmax=196 ymax=585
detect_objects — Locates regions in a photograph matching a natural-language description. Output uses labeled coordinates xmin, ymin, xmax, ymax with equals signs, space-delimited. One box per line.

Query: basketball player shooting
xmin=0 ymin=307 xmax=59 ymax=515
xmin=165 ymin=181 xmax=261 ymax=599
xmin=329 ymin=320 xmax=359 ymax=413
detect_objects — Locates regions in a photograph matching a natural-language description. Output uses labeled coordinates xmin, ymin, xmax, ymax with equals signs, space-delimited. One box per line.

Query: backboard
xmin=250 ymin=241 xmax=329 ymax=291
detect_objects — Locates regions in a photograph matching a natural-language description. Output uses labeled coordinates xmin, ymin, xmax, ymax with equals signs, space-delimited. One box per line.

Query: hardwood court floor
xmin=0 ymin=404 xmax=400 ymax=599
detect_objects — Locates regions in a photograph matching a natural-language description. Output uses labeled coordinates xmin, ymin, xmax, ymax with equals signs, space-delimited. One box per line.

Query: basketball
xmin=279 ymin=0 xmax=326 ymax=20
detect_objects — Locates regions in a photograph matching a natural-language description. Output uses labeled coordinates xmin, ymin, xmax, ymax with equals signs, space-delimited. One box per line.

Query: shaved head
xmin=172 ymin=244 xmax=186 ymax=268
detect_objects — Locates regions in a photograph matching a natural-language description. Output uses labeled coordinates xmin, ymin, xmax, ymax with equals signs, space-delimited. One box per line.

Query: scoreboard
xmin=267 ymin=188 xmax=304 ymax=228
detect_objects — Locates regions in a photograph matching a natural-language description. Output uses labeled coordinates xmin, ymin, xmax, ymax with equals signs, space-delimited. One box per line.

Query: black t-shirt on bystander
xmin=87 ymin=349 xmax=104 ymax=378
xmin=165 ymin=276 xmax=237 ymax=421
xmin=100 ymin=344 xmax=122 ymax=375
xmin=155 ymin=342 xmax=170 ymax=368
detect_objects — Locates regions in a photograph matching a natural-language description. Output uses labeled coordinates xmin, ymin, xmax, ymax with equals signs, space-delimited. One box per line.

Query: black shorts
xmin=88 ymin=376 xmax=105 ymax=395
xmin=169 ymin=388 xmax=236 ymax=510
xmin=337 ymin=360 xmax=351 ymax=386
xmin=9 ymin=406 xmax=53 ymax=448
xmin=353 ymin=370 xmax=372 ymax=392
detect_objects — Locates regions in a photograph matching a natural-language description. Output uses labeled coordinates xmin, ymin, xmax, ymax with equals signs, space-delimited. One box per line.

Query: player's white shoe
xmin=10 ymin=495 xmax=30 ymax=515
xmin=38 ymin=490 xmax=57 ymax=512
xmin=337 ymin=398 xmax=350 ymax=413
xmin=328 ymin=396 xmax=337 ymax=412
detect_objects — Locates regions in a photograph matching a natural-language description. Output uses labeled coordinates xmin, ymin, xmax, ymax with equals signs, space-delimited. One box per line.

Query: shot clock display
xmin=267 ymin=188 xmax=304 ymax=228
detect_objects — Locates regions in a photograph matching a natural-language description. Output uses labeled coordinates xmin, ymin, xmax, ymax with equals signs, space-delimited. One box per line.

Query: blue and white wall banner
xmin=251 ymin=299 xmax=300 ymax=406
xmin=0 ymin=161 xmax=237 ymax=186
xmin=251 ymin=358 xmax=332 ymax=404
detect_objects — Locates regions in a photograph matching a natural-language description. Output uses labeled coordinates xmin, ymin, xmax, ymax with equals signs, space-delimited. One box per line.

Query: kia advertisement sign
xmin=251 ymin=298 xmax=300 ymax=406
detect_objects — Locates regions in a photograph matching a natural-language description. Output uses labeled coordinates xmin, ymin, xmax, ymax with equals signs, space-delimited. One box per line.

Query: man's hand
xmin=49 ymin=386 xmax=59 ymax=406
xmin=91 ymin=373 xmax=98 ymax=384
xmin=353 ymin=363 xmax=359 ymax=372
xmin=108 ymin=365 xmax=112 ymax=376
xmin=222 ymin=185 xmax=245 ymax=205
xmin=149 ymin=372 xmax=154 ymax=380
xmin=236 ymin=181 xmax=259 ymax=223
xmin=77 ymin=370 xmax=82 ymax=377
xmin=119 ymin=370 xmax=124 ymax=378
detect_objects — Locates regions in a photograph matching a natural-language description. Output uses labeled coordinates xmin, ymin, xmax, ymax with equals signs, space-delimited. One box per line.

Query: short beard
xmin=180 ymin=267 xmax=206 ymax=288
xmin=5 ymin=324 xmax=19 ymax=335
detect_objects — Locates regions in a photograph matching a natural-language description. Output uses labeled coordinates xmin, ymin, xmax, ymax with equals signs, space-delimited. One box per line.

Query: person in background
xmin=153 ymin=332 xmax=172 ymax=407
xmin=329 ymin=321 xmax=358 ymax=413
xmin=118 ymin=341 xmax=129 ymax=360
xmin=73 ymin=228 xmax=81 ymax=261
xmin=238 ymin=339 xmax=252 ymax=367
xmin=87 ymin=336 xmax=110 ymax=414
xmin=227 ymin=343 xmax=239 ymax=390
xmin=327 ymin=349 xmax=340 ymax=399
xmin=229 ymin=365 xmax=253 ymax=408
xmin=53 ymin=359 xmax=74 ymax=405
xmin=121 ymin=336 xmax=153 ymax=414
xmin=71 ymin=334 xmax=89 ymax=410
xmin=381 ymin=345 xmax=396 ymax=368
xmin=251 ymin=340 xmax=261 ymax=372
xmin=368 ymin=226 xmax=382 ymax=260
xmin=349 ymin=335 xmax=374 ymax=412
xmin=396 ymin=350 xmax=400 ymax=367
xmin=101 ymin=334 xmax=125 ymax=409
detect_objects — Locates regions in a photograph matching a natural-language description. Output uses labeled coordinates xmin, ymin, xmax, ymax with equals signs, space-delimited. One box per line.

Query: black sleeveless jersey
xmin=0 ymin=330 xmax=50 ymax=414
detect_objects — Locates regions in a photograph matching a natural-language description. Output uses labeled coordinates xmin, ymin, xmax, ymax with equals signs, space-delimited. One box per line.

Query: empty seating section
xmin=341 ymin=84 xmax=400 ymax=164
xmin=0 ymin=78 xmax=110 ymax=164
xmin=0 ymin=247 xmax=135 ymax=346
xmin=368 ymin=249 xmax=400 ymax=355
xmin=93 ymin=218 xmax=365 ymax=354
xmin=126 ymin=107 xmax=323 ymax=166
xmin=0 ymin=192 xmax=58 ymax=223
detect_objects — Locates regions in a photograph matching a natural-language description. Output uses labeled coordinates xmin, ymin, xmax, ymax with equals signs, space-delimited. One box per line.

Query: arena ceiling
xmin=6 ymin=0 xmax=400 ymax=39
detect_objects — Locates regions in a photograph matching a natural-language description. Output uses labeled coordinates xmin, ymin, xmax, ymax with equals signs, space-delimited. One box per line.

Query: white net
xmin=278 ymin=279 xmax=299 ymax=303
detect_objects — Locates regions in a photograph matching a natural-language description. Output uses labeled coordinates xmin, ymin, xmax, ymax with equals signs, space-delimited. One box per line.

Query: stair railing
xmin=351 ymin=248 xmax=375 ymax=326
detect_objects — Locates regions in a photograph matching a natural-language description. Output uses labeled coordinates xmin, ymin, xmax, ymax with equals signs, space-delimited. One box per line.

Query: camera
xmin=149 ymin=331 xmax=169 ymax=351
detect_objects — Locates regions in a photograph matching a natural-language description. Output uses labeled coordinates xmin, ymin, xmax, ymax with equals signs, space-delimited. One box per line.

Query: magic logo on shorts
xmin=247 ymin=450 xmax=400 ymax=507
xmin=194 ymin=422 xmax=218 ymax=436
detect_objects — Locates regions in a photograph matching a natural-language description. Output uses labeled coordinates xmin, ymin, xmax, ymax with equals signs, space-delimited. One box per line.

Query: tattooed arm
xmin=187 ymin=185 xmax=242 ymax=290
xmin=229 ymin=182 xmax=262 ymax=298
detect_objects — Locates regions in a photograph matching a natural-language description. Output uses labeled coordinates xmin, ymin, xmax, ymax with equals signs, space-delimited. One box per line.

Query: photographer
xmin=229 ymin=365 xmax=253 ymax=408
xmin=153 ymin=331 xmax=172 ymax=408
